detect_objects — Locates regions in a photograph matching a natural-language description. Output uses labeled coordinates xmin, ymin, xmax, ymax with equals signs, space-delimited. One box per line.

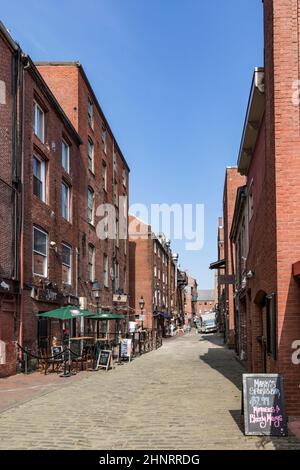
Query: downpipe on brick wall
xmin=18 ymin=54 xmax=30 ymax=361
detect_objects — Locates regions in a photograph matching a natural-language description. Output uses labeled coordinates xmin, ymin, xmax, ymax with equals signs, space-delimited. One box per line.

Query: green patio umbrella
xmin=38 ymin=305 xmax=94 ymax=321
xmin=37 ymin=306 xmax=95 ymax=377
xmin=86 ymin=311 xmax=125 ymax=339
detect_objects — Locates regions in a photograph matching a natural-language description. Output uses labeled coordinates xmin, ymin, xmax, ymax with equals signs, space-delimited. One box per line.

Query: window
xmin=154 ymin=265 xmax=157 ymax=277
xmin=88 ymin=188 xmax=94 ymax=224
xmin=62 ymin=140 xmax=70 ymax=173
xmin=122 ymin=168 xmax=126 ymax=187
xmin=116 ymin=219 xmax=119 ymax=247
xmin=33 ymin=226 xmax=48 ymax=277
xmin=123 ymin=267 xmax=126 ymax=292
xmin=101 ymin=127 xmax=107 ymax=153
xmin=34 ymin=101 xmax=45 ymax=142
xmin=62 ymin=243 xmax=71 ymax=284
xmin=102 ymin=161 xmax=107 ymax=191
xmin=88 ymin=245 xmax=95 ymax=282
xmin=113 ymin=150 xmax=117 ymax=172
xmin=114 ymin=260 xmax=119 ymax=292
xmin=88 ymin=97 xmax=93 ymax=128
xmin=113 ymin=179 xmax=118 ymax=207
xmin=103 ymin=254 xmax=108 ymax=288
xmin=61 ymin=181 xmax=71 ymax=222
xmin=154 ymin=243 xmax=157 ymax=254
xmin=88 ymin=137 xmax=94 ymax=172
xmin=33 ymin=155 xmax=46 ymax=202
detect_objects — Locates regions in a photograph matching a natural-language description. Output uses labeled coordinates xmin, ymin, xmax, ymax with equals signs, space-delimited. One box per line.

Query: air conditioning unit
xmin=79 ymin=297 xmax=87 ymax=310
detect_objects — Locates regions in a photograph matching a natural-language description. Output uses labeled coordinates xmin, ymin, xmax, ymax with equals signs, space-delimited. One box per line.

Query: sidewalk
xmin=0 ymin=369 xmax=91 ymax=413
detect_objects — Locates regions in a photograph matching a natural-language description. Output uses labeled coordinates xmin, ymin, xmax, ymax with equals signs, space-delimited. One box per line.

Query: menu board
xmin=242 ymin=374 xmax=287 ymax=436
xmin=96 ymin=350 xmax=112 ymax=371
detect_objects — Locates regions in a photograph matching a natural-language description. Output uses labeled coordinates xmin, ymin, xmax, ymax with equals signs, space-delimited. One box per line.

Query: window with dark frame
xmin=62 ymin=140 xmax=70 ymax=173
xmin=88 ymin=187 xmax=94 ymax=224
xmin=33 ymin=155 xmax=46 ymax=202
xmin=62 ymin=243 xmax=72 ymax=285
xmin=88 ymin=244 xmax=95 ymax=282
xmin=61 ymin=181 xmax=71 ymax=222
xmin=88 ymin=137 xmax=94 ymax=172
xmin=33 ymin=226 xmax=48 ymax=277
xmin=34 ymin=100 xmax=45 ymax=142
xmin=88 ymin=97 xmax=93 ymax=129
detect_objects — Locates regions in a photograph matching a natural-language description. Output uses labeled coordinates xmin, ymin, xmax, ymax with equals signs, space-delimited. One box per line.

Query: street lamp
xmin=92 ymin=280 xmax=101 ymax=338
xmin=139 ymin=295 xmax=145 ymax=330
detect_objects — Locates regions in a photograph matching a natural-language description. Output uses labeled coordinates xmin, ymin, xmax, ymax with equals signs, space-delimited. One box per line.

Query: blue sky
xmin=1 ymin=0 xmax=263 ymax=289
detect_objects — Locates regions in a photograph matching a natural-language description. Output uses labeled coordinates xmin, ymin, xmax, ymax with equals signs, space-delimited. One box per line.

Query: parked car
xmin=199 ymin=313 xmax=217 ymax=333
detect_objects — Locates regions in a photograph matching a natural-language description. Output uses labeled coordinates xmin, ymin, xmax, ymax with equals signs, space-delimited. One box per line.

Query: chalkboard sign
xmin=96 ymin=349 xmax=112 ymax=371
xmin=51 ymin=346 xmax=63 ymax=358
xmin=242 ymin=374 xmax=287 ymax=436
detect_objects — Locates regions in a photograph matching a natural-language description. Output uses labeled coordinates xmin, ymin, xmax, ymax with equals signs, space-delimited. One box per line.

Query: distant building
xmin=128 ymin=215 xmax=178 ymax=336
xmin=197 ymin=290 xmax=216 ymax=316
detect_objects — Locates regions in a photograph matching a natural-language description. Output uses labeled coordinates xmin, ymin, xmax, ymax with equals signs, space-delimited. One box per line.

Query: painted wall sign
xmin=242 ymin=374 xmax=287 ymax=436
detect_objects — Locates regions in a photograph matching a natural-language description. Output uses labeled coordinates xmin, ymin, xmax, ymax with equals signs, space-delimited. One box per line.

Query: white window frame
xmin=62 ymin=139 xmax=70 ymax=173
xmin=62 ymin=243 xmax=72 ymax=285
xmin=33 ymin=154 xmax=46 ymax=202
xmin=88 ymin=188 xmax=95 ymax=225
xmin=33 ymin=226 xmax=48 ymax=277
xmin=61 ymin=181 xmax=71 ymax=222
xmin=88 ymin=137 xmax=94 ymax=173
xmin=34 ymin=100 xmax=45 ymax=143
xmin=88 ymin=245 xmax=95 ymax=282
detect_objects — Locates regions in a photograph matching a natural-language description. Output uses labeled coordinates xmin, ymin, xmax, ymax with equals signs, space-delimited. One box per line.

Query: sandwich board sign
xmin=96 ymin=350 xmax=113 ymax=371
xmin=242 ymin=374 xmax=287 ymax=436
xmin=120 ymin=339 xmax=132 ymax=362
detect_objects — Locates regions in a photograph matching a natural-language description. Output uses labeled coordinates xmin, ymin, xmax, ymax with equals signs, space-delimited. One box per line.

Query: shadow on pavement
xmin=199 ymin=335 xmax=243 ymax=391
xmin=198 ymin=332 xmax=225 ymax=347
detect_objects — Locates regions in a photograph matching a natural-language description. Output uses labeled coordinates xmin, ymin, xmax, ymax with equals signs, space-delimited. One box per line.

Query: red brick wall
xmin=223 ymin=168 xmax=245 ymax=345
xmin=267 ymin=0 xmax=300 ymax=415
xmin=245 ymin=0 xmax=300 ymax=415
xmin=0 ymin=32 xmax=15 ymax=279
xmin=21 ymin=68 xmax=82 ymax=350
xmin=129 ymin=216 xmax=153 ymax=330
xmin=0 ymin=33 xmax=17 ymax=376
xmin=37 ymin=64 xmax=130 ymax=311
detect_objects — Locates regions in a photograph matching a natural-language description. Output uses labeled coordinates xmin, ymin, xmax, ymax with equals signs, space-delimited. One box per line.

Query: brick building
xmin=183 ymin=276 xmax=198 ymax=326
xmin=196 ymin=290 xmax=217 ymax=317
xmin=128 ymin=215 xmax=179 ymax=336
xmin=0 ymin=23 xmax=21 ymax=376
xmin=36 ymin=62 xmax=130 ymax=317
xmin=230 ymin=185 xmax=248 ymax=364
xmin=230 ymin=1 xmax=300 ymax=415
xmin=0 ymin=24 xmax=130 ymax=375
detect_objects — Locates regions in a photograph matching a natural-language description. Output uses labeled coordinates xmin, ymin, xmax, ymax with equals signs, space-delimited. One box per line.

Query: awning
xmin=86 ymin=311 xmax=125 ymax=320
xmin=209 ymin=259 xmax=226 ymax=270
xmin=154 ymin=312 xmax=172 ymax=320
xmin=37 ymin=306 xmax=94 ymax=321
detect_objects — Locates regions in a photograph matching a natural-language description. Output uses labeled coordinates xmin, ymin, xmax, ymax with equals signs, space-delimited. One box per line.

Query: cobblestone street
xmin=0 ymin=331 xmax=300 ymax=450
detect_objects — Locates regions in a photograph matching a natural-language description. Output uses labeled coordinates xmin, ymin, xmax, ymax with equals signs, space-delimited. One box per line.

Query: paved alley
xmin=0 ymin=332 xmax=299 ymax=450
